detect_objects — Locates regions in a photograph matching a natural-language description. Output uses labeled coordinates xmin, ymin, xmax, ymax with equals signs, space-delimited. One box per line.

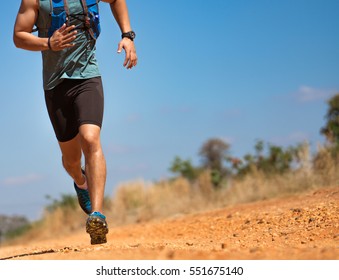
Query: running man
xmin=13 ymin=0 xmax=137 ymax=244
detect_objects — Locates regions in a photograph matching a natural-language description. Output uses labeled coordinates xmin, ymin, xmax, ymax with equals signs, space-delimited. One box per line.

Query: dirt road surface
xmin=1 ymin=187 xmax=338 ymax=260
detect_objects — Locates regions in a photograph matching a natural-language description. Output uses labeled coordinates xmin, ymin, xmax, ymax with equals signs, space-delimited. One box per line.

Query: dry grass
xmin=6 ymin=143 xmax=339 ymax=244
xmin=110 ymin=174 xmax=213 ymax=225
xmin=107 ymin=143 xmax=339 ymax=226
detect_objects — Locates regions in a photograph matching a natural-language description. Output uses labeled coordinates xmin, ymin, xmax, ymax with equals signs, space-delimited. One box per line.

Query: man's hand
xmin=49 ymin=24 xmax=77 ymax=51
xmin=117 ymin=38 xmax=138 ymax=69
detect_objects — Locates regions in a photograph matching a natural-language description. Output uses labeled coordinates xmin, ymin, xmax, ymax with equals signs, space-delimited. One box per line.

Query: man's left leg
xmin=78 ymin=123 xmax=108 ymax=244
xmin=78 ymin=124 xmax=106 ymax=213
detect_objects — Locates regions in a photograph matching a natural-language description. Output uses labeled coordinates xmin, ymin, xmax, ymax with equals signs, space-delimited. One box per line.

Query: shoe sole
xmin=86 ymin=217 xmax=109 ymax=245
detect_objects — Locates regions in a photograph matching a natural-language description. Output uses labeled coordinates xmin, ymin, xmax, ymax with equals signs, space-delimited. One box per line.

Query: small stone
xmin=128 ymin=243 xmax=140 ymax=248
xmin=166 ymin=251 xmax=175 ymax=259
xmin=249 ymin=247 xmax=260 ymax=253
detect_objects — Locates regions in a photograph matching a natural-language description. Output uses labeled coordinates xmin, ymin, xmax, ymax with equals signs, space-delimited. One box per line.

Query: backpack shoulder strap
xmin=33 ymin=0 xmax=53 ymax=33
xmin=81 ymin=0 xmax=98 ymax=40
xmin=62 ymin=0 xmax=70 ymax=15
xmin=63 ymin=0 xmax=70 ymax=26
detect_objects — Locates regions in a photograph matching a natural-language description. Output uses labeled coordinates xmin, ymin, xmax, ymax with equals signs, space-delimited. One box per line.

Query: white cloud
xmin=2 ymin=173 xmax=43 ymax=186
xmin=296 ymin=86 xmax=336 ymax=102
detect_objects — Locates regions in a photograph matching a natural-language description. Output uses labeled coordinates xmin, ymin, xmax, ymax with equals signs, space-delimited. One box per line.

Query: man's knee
xmin=80 ymin=131 xmax=101 ymax=155
xmin=62 ymin=155 xmax=81 ymax=170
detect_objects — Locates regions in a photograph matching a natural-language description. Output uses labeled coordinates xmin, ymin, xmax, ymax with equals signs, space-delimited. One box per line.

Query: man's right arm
xmin=13 ymin=0 xmax=77 ymax=51
xmin=13 ymin=0 xmax=50 ymax=51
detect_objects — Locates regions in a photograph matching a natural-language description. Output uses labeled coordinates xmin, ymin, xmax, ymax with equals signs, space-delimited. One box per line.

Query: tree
xmin=169 ymin=156 xmax=198 ymax=181
xmin=233 ymin=140 xmax=297 ymax=177
xmin=199 ymin=138 xmax=229 ymax=170
xmin=0 ymin=215 xmax=30 ymax=243
xmin=262 ymin=144 xmax=294 ymax=174
xmin=199 ymin=138 xmax=230 ymax=187
xmin=321 ymin=93 xmax=339 ymax=145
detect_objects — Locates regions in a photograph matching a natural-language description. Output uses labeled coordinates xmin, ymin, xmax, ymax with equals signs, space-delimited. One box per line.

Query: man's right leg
xmin=58 ymin=134 xmax=85 ymax=187
xmin=58 ymin=135 xmax=93 ymax=215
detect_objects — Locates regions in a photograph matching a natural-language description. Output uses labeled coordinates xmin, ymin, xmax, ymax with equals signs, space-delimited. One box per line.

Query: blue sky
xmin=1 ymin=0 xmax=339 ymax=220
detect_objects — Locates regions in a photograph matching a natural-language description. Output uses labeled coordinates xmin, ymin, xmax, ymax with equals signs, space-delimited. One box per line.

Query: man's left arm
xmin=102 ymin=0 xmax=137 ymax=69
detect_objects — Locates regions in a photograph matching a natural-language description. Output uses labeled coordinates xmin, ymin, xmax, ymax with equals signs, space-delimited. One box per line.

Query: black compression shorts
xmin=44 ymin=77 xmax=104 ymax=142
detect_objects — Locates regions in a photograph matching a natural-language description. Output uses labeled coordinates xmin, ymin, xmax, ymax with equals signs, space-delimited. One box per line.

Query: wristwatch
xmin=121 ymin=31 xmax=136 ymax=41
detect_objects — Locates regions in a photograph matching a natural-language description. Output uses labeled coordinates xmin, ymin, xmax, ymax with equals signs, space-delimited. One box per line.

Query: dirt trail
xmin=1 ymin=187 xmax=338 ymax=260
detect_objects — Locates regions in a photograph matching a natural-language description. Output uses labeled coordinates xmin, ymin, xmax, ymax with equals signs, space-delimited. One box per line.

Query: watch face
xmin=122 ymin=31 xmax=136 ymax=40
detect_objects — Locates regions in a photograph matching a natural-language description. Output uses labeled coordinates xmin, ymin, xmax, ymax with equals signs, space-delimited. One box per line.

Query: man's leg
xmin=58 ymin=124 xmax=106 ymax=212
xmin=78 ymin=123 xmax=106 ymax=214
xmin=59 ymin=123 xmax=108 ymax=244
xmin=78 ymin=123 xmax=108 ymax=244
xmin=58 ymin=134 xmax=85 ymax=187
xmin=58 ymin=134 xmax=94 ymax=215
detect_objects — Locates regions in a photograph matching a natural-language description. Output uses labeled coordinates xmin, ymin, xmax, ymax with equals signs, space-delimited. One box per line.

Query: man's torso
xmin=36 ymin=0 xmax=101 ymax=90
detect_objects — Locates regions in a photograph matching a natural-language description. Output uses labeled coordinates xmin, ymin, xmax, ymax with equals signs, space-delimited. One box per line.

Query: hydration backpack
xmin=36 ymin=0 xmax=101 ymax=40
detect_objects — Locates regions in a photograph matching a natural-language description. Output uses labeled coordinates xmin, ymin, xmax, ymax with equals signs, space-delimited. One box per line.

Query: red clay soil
xmin=1 ymin=187 xmax=338 ymax=260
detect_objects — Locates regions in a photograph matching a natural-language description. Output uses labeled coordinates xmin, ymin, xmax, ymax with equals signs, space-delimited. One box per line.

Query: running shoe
xmin=86 ymin=211 xmax=109 ymax=245
xmin=74 ymin=169 xmax=92 ymax=215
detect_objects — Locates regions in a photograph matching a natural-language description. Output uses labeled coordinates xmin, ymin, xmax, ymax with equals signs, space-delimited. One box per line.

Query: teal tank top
xmin=36 ymin=0 xmax=101 ymax=90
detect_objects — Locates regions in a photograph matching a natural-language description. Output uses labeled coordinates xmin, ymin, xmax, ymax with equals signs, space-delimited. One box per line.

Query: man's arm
xmin=102 ymin=0 xmax=137 ymax=69
xmin=13 ymin=0 xmax=77 ymax=51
